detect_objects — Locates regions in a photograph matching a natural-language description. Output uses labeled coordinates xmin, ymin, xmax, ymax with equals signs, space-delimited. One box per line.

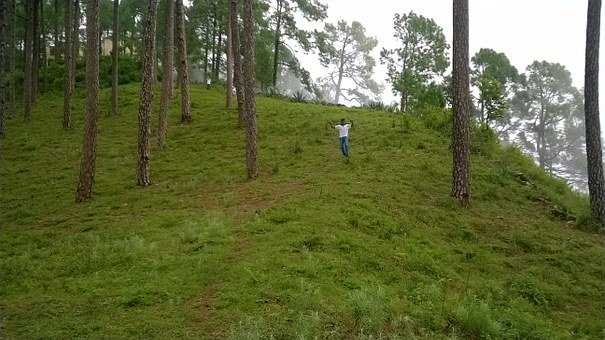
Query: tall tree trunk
xmin=24 ymin=0 xmax=34 ymax=121
xmin=210 ymin=10 xmax=217 ymax=83
xmin=71 ymin=0 xmax=79 ymax=92
xmin=400 ymin=91 xmax=408 ymax=112
xmin=226 ymin=20 xmax=233 ymax=109
xmin=271 ymin=0 xmax=282 ymax=88
xmin=111 ymin=0 xmax=119 ymax=116
xmin=40 ymin=0 xmax=46 ymax=67
xmin=585 ymin=0 xmax=605 ymax=224
xmin=63 ymin=0 xmax=73 ymax=128
xmin=242 ymin=0 xmax=258 ymax=179
xmin=537 ymin=124 xmax=546 ymax=169
xmin=175 ymin=0 xmax=191 ymax=123
xmin=451 ymin=0 xmax=471 ymax=205
xmin=0 ymin=0 xmax=8 ymax=138
xmin=75 ymin=0 xmax=100 ymax=202
xmin=333 ymin=34 xmax=349 ymax=104
xmin=32 ymin=0 xmax=40 ymax=102
xmin=230 ymin=0 xmax=244 ymax=123
xmin=53 ymin=0 xmax=60 ymax=59
xmin=203 ymin=25 xmax=209 ymax=86
xmin=158 ymin=0 xmax=174 ymax=148
xmin=8 ymin=0 xmax=15 ymax=118
xmin=215 ymin=28 xmax=221 ymax=81
xmin=136 ymin=0 xmax=157 ymax=186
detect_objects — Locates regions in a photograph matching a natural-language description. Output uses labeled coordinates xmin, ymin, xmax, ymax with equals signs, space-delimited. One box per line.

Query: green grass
xmin=1 ymin=84 xmax=604 ymax=339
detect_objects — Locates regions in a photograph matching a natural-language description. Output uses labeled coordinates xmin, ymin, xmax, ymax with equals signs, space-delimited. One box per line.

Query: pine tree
xmin=451 ymin=0 xmax=471 ymax=205
xmin=226 ymin=16 xmax=234 ymax=109
xmin=111 ymin=0 xmax=119 ymax=116
xmin=175 ymin=0 xmax=191 ymax=123
xmin=24 ymin=0 xmax=34 ymax=121
xmin=53 ymin=0 xmax=60 ymax=59
xmin=242 ymin=0 xmax=258 ymax=179
xmin=32 ymin=0 xmax=40 ymax=103
xmin=8 ymin=0 xmax=15 ymax=118
xmin=136 ymin=0 xmax=158 ymax=186
xmin=0 ymin=0 xmax=8 ymax=138
xmin=230 ymin=0 xmax=244 ymax=123
xmin=158 ymin=0 xmax=174 ymax=148
xmin=585 ymin=0 xmax=605 ymax=225
xmin=75 ymin=0 xmax=100 ymax=202
xmin=71 ymin=0 xmax=79 ymax=93
xmin=63 ymin=0 xmax=73 ymax=129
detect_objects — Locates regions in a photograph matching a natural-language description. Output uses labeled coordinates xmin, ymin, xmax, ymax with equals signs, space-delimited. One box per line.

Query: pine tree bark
xmin=71 ymin=0 xmax=79 ymax=92
xmin=242 ymin=0 xmax=258 ymax=179
xmin=210 ymin=9 xmax=217 ymax=83
xmin=203 ymin=25 xmax=209 ymax=86
xmin=175 ymin=0 xmax=191 ymax=123
xmin=0 ymin=0 xmax=8 ymax=138
xmin=271 ymin=0 xmax=282 ymax=88
xmin=40 ymin=0 xmax=47 ymax=70
xmin=136 ymin=0 xmax=158 ymax=186
xmin=75 ymin=0 xmax=100 ymax=202
xmin=32 ymin=0 xmax=40 ymax=102
xmin=585 ymin=0 xmax=605 ymax=224
xmin=451 ymin=0 xmax=471 ymax=205
xmin=63 ymin=0 xmax=73 ymax=129
xmin=54 ymin=0 xmax=60 ymax=59
xmin=226 ymin=20 xmax=233 ymax=109
xmin=24 ymin=0 xmax=34 ymax=121
xmin=8 ymin=0 xmax=15 ymax=118
xmin=110 ymin=0 xmax=119 ymax=116
xmin=230 ymin=0 xmax=245 ymax=123
xmin=214 ymin=28 xmax=222 ymax=81
xmin=158 ymin=0 xmax=174 ymax=148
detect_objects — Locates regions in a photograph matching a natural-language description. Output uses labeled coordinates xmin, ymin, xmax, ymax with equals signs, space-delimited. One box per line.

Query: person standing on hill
xmin=329 ymin=119 xmax=354 ymax=157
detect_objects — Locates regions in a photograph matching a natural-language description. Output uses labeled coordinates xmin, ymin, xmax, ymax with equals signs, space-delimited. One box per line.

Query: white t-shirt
xmin=335 ymin=124 xmax=351 ymax=138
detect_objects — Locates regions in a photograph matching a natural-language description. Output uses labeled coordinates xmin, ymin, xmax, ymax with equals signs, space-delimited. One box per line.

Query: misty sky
xmin=298 ymin=0 xmax=604 ymax=117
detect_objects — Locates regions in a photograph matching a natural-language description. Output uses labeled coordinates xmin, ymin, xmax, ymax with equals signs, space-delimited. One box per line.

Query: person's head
xmin=340 ymin=118 xmax=346 ymax=125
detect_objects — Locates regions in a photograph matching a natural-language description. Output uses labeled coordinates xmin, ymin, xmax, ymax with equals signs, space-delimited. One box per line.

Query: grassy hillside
xmin=1 ymin=84 xmax=604 ymax=339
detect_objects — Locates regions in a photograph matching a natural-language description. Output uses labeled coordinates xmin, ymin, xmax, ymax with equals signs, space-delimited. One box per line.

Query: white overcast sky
xmin=297 ymin=0 xmax=604 ymax=111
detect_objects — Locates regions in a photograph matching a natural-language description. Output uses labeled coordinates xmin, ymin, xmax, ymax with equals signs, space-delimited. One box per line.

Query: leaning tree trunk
xmin=136 ymin=0 xmax=158 ymax=186
xmin=242 ymin=0 xmax=258 ymax=179
xmin=226 ymin=20 xmax=233 ymax=109
xmin=175 ymin=0 xmax=191 ymax=123
xmin=229 ymin=0 xmax=245 ymax=123
xmin=0 ymin=0 xmax=8 ymax=138
xmin=63 ymin=0 xmax=73 ymax=128
xmin=585 ymin=0 xmax=605 ymax=224
xmin=75 ymin=0 xmax=100 ymax=202
xmin=110 ymin=0 xmax=119 ymax=116
xmin=24 ymin=0 xmax=34 ymax=121
xmin=158 ymin=0 xmax=174 ymax=148
xmin=451 ymin=0 xmax=471 ymax=206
